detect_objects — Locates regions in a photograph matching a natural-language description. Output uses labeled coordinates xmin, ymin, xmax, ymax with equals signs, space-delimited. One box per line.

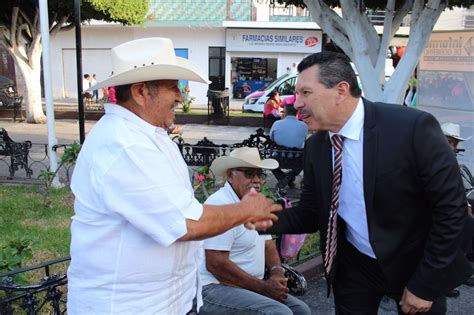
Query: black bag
xmin=282 ymin=264 xmax=307 ymax=296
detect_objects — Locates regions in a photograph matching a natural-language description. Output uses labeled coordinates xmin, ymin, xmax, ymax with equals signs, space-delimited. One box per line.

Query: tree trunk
xmin=13 ymin=41 xmax=46 ymax=124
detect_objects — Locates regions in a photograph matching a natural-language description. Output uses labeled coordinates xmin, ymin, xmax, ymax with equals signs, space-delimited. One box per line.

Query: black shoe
xmin=445 ymin=289 xmax=460 ymax=298
xmin=464 ymin=277 xmax=474 ymax=287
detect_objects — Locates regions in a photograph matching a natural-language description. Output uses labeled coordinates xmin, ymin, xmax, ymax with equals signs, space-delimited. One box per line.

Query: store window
xmin=231 ymin=57 xmax=277 ymax=99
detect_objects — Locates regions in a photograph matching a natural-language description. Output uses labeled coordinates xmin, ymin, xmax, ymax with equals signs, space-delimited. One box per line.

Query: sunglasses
xmin=234 ymin=168 xmax=266 ymax=179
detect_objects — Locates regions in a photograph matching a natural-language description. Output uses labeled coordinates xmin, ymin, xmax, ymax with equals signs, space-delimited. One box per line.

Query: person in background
xmin=199 ymin=147 xmax=311 ymax=315
xmin=82 ymin=74 xmax=92 ymax=98
xmin=91 ymin=74 xmax=98 ymax=103
xmin=101 ymin=86 xmax=109 ymax=102
xmin=67 ymin=37 xmax=281 ymax=315
xmin=264 ymin=88 xmax=282 ymax=119
xmin=270 ymin=104 xmax=308 ymax=189
xmin=108 ymin=86 xmax=116 ymax=103
xmin=441 ymin=122 xmax=474 ymax=294
xmin=266 ymin=51 xmax=471 ymax=314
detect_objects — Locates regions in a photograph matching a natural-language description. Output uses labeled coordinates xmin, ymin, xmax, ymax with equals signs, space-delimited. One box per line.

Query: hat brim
xmin=446 ymin=134 xmax=471 ymax=142
xmin=211 ymin=156 xmax=279 ymax=177
xmin=86 ymin=57 xmax=209 ymax=92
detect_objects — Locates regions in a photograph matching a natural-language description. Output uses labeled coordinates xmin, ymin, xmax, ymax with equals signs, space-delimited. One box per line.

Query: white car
xmin=242 ymin=73 xmax=298 ymax=113
xmin=242 ymin=60 xmax=394 ymax=113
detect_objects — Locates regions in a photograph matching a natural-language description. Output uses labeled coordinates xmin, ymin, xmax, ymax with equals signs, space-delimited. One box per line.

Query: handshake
xmin=240 ymin=187 xmax=283 ymax=230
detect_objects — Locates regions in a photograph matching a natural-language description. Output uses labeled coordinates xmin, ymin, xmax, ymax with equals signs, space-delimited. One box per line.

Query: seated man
xmin=441 ymin=122 xmax=474 ymax=295
xmin=200 ymin=147 xmax=311 ymax=315
xmin=270 ymin=104 xmax=308 ymax=188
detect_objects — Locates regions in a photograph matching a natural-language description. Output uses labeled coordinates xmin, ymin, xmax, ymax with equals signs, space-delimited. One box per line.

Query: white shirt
xmin=82 ymin=78 xmax=90 ymax=92
xmin=329 ymin=98 xmax=376 ymax=258
xmin=68 ymin=103 xmax=204 ymax=314
xmin=200 ymin=182 xmax=272 ymax=286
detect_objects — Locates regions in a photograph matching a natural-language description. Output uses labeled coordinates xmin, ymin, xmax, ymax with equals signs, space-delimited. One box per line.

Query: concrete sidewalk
xmin=0 ymin=119 xmax=259 ymax=145
xmin=51 ymin=97 xmax=246 ymax=112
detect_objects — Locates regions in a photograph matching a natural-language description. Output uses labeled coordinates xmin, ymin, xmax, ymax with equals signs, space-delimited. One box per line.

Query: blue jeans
xmin=199 ymin=283 xmax=311 ymax=315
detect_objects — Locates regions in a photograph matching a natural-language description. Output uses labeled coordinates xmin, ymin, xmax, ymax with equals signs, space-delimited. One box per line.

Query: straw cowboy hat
xmin=211 ymin=147 xmax=279 ymax=177
xmin=441 ymin=123 xmax=472 ymax=142
xmin=87 ymin=37 xmax=209 ymax=92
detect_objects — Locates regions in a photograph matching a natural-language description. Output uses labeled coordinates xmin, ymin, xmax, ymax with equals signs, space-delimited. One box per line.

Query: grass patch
xmin=0 ymin=185 xmax=73 ymax=266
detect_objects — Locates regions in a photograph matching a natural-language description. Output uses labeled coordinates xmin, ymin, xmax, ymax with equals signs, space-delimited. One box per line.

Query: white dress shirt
xmin=329 ymin=98 xmax=376 ymax=258
xmin=68 ymin=103 xmax=204 ymax=314
xmin=200 ymin=182 xmax=272 ymax=286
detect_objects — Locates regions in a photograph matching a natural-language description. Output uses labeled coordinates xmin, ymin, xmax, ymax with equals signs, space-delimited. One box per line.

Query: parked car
xmin=242 ymin=59 xmax=395 ymax=113
xmin=242 ymin=73 xmax=298 ymax=113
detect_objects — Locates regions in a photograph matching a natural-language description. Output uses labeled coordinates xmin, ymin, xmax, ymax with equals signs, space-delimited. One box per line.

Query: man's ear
xmin=335 ymin=81 xmax=350 ymax=102
xmin=226 ymin=169 xmax=234 ymax=183
xmin=130 ymin=83 xmax=147 ymax=107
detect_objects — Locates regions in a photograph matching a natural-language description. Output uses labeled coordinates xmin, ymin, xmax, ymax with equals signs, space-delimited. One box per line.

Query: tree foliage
xmin=0 ymin=0 xmax=148 ymax=28
xmin=0 ymin=0 xmax=147 ymax=123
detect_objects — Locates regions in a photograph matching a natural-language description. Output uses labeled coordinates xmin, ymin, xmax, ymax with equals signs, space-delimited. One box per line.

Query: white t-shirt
xmin=68 ymin=103 xmax=204 ymax=314
xmin=82 ymin=78 xmax=91 ymax=92
xmin=200 ymin=182 xmax=272 ymax=286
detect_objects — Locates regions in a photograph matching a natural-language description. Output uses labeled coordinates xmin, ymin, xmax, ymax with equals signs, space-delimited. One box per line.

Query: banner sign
xmin=419 ymin=31 xmax=474 ymax=72
xmin=226 ymin=28 xmax=322 ymax=53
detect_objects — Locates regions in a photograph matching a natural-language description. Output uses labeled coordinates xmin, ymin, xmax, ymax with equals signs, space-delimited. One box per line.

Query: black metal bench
xmin=0 ymin=128 xmax=32 ymax=178
xmin=173 ymin=128 xmax=303 ymax=188
xmin=0 ymin=88 xmax=23 ymax=122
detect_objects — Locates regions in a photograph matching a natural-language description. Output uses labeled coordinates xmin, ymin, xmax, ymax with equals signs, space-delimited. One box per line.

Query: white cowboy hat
xmin=211 ymin=147 xmax=279 ymax=177
xmin=441 ymin=123 xmax=471 ymax=142
xmin=86 ymin=37 xmax=209 ymax=92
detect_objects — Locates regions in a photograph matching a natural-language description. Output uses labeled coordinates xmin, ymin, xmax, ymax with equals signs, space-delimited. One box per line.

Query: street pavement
xmin=299 ymin=276 xmax=474 ymax=315
xmin=1 ymin=118 xmax=473 ymax=314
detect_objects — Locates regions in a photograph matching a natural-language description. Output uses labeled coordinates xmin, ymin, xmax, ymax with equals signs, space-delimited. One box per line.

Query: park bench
xmin=0 ymin=128 xmax=32 ymax=178
xmin=172 ymin=127 xmax=303 ymax=188
xmin=0 ymin=86 xmax=23 ymax=122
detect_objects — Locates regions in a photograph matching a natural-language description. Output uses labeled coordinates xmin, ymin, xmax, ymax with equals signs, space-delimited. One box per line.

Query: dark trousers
xmin=333 ymin=239 xmax=446 ymax=315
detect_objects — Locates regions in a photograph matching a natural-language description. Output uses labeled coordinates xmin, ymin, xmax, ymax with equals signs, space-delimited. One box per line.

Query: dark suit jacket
xmin=269 ymin=98 xmax=472 ymax=300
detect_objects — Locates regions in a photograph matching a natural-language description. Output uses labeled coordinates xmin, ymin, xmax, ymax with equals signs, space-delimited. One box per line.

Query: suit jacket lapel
xmin=319 ymin=131 xmax=333 ymax=224
xmin=363 ymin=98 xmax=377 ymax=221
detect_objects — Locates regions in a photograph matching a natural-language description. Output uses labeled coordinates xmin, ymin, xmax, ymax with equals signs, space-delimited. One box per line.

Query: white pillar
xmin=39 ymin=0 xmax=60 ymax=188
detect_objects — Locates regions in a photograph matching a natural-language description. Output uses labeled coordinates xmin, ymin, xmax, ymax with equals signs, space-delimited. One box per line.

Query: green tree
xmin=274 ymin=0 xmax=470 ymax=103
xmin=0 ymin=0 xmax=148 ymax=123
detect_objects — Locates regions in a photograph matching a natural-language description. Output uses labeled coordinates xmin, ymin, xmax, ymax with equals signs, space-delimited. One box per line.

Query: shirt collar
xmin=329 ymin=98 xmax=364 ymax=141
xmin=104 ymin=103 xmax=167 ymax=137
xmin=284 ymin=115 xmax=297 ymax=120
xmin=224 ymin=181 xmax=241 ymax=203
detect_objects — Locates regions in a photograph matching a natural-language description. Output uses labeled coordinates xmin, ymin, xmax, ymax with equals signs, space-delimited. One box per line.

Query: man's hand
xmin=399 ymin=288 xmax=433 ymax=314
xmin=262 ymin=275 xmax=289 ymax=302
xmin=240 ymin=188 xmax=282 ymax=230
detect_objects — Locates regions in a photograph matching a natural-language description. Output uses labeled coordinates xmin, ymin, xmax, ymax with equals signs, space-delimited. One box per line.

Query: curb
xmin=294 ymin=255 xmax=324 ymax=280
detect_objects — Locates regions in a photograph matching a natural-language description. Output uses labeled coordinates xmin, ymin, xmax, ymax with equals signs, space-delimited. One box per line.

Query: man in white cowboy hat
xmin=67 ymin=38 xmax=281 ymax=315
xmin=441 ymin=122 xmax=474 ymax=292
xmin=441 ymin=122 xmax=472 ymax=154
xmin=199 ymin=147 xmax=311 ymax=315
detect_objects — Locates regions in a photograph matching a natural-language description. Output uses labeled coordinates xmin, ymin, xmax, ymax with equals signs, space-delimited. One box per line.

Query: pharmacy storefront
xmin=225 ymin=28 xmax=322 ymax=98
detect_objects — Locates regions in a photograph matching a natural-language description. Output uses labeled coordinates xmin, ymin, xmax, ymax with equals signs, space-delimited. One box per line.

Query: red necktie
xmin=324 ymin=134 xmax=344 ymax=275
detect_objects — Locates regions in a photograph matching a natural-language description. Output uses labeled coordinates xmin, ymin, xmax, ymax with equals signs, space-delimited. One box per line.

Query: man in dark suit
xmin=268 ymin=52 xmax=472 ymax=314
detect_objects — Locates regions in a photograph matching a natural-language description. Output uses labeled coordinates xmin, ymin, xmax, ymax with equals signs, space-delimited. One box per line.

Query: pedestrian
xmin=264 ymin=88 xmax=282 ymax=119
xmin=270 ymin=104 xmax=308 ymax=189
xmin=267 ymin=51 xmax=471 ymax=314
xmin=199 ymin=147 xmax=311 ymax=315
xmin=67 ymin=37 xmax=281 ymax=314
xmin=91 ymin=74 xmax=98 ymax=103
xmin=82 ymin=74 xmax=92 ymax=98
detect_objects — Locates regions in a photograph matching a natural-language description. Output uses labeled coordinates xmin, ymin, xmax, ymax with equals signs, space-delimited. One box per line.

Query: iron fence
xmin=0 ymin=257 xmax=70 ymax=314
xmin=0 ymin=143 xmax=75 ymax=184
